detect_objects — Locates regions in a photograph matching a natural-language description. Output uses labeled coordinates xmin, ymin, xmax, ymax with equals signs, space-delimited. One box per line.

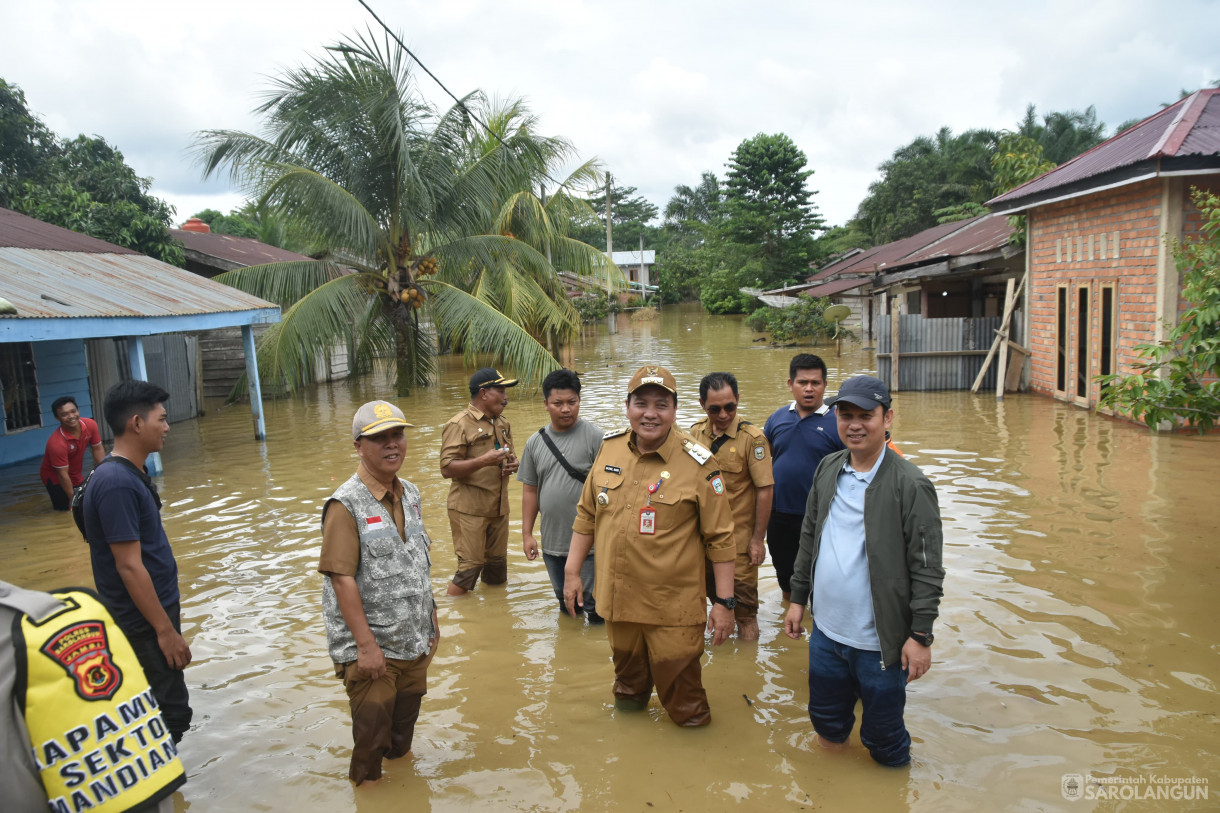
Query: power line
xmin=354 ymin=0 xmax=581 ymax=196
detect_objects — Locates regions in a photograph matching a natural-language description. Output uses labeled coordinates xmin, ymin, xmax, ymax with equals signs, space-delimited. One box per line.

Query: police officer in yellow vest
xmin=1 ymin=579 xmax=184 ymax=813
xmin=563 ymin=364 xmax=736 ymax=726
xmin=689 ymin=372 xmax=774 ymax=642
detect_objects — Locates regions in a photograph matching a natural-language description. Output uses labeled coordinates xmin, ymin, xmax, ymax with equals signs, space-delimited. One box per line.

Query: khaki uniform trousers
xmin=337 ymin=651 xmax=432 ymax=783
xmin=448 ymin=509 xmax=509 ymax=590
xmin=606 ymin=620 xmax=710 ymax=727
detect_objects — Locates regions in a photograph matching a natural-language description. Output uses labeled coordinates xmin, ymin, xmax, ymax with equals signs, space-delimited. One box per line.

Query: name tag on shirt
xmin=366 ymin=515 xmax=386 ymax=531
xmin=639 ymin=506 xmax=656 ymax=535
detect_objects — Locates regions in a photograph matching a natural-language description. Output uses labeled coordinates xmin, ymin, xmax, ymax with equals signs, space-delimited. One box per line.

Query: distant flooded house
xmin=172 ymin=219 xmax=350 ymax=399
xmin=758 ymin=215 xmax=1023 ymax=391
xmin=988 ymin=88 xmax=1220 ymax=413
xmin=0 ymin=208 xmax=279 ymax=471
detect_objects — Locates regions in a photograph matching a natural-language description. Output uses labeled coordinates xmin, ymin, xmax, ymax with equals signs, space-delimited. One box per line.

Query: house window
xmin=905 ymin=290 xmax=921 ymax=315
xmin=1099 ymin=284 xmax=1117 ymax=391
xmin=1055 ymin=286 xmax=1068 ymax=393
xmin=1076 ymin=285 xmax=1090 ymax=400
xmin=0 ymin=343 xmax=40 ymax=432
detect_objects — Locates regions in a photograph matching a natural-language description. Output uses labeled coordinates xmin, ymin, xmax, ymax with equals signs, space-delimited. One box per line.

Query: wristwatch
xmin=712 ymin=595 xmax=738 ymax=610
xmin=909 ymin=630 xmax=934 ymax=647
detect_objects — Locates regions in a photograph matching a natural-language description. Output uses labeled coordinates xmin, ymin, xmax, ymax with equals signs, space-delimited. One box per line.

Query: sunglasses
xmin=707 ymin=403 xmax=737 ymax=415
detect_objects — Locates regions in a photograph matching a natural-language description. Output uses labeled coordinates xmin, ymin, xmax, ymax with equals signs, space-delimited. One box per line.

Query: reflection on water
xmin=2 ymin=305 xmax=1216 ymax=811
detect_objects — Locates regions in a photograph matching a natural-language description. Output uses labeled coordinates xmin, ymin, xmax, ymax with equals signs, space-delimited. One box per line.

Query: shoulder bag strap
xmin=537 ymin=427 xmax=589 ymax=484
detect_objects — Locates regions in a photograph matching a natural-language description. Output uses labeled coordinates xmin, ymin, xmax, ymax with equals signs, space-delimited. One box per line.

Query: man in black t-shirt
xmin=82 ymin=380 xmax=193 ymax=743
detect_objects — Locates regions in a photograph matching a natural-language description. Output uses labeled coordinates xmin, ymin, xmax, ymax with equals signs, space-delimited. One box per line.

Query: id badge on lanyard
xmin=640 ymin=474 xmax=664 ymax=535
xmin=639 ymin=506 xmax=656 ymax=535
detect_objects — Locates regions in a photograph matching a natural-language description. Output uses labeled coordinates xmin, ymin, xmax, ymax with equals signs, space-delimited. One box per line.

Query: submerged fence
xmin=876 ymin=313 xmax=1023 ymax=392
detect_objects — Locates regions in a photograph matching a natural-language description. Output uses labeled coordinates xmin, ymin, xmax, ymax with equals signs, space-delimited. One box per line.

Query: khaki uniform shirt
xmin=440 ymin=405 xmax=514 ymax=517
xmin=318 ymin=463 xmax=406 ymax=576
xmin=689 ymin=418 xmax=774 ymax=549
xmin=573 ymin=428 xmax=734 ymax=626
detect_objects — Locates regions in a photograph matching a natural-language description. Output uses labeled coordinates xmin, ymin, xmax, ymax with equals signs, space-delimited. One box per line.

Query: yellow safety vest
xmin=15 ymin=588 xmax=185 ymax=813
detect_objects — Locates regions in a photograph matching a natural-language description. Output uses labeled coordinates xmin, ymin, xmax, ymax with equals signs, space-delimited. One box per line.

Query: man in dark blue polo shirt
xmin=82 ymin=380 xmax=192 ymax=743
xmin=763 ymin=354 xmax=845 ymax=605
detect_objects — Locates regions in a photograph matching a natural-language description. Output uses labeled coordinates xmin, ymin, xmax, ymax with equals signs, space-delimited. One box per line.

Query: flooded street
xmin=3 ymin=304 xmax=1217 ymax=811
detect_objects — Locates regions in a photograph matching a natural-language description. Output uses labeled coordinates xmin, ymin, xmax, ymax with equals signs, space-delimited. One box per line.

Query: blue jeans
xmin=807 ymin=624 xmax=911 ymax=766
xmin=543 ymin=552 xmax=596 ymax=615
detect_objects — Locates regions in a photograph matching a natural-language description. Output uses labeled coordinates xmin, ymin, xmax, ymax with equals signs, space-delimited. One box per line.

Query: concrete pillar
xmin=242 ymin=324 xmax=267 ymax=441
xmin=126 ymin=336 xmax=162 ymax=476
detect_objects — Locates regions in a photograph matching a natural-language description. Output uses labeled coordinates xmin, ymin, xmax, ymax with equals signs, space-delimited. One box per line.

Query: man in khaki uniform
xmin=564 ymin=364 xmax=736 ymax=727
xmin=689 ymin=372 xmax=774 ymax=642
xmin=440 ymin=368 xmax=519 ymax=595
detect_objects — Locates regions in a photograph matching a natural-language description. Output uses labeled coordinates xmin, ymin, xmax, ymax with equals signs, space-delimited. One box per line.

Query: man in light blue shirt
xmin=783 ymin=375 xmax=944 ymax=767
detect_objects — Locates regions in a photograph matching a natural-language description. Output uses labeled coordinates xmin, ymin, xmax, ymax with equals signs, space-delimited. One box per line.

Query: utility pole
xmin=604 ymin=172 xmax=613 ymax=297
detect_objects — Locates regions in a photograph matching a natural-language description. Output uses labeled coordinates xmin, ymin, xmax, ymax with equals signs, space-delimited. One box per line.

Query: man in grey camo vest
xmin=319 ymin=400 xmax=439 ymax=785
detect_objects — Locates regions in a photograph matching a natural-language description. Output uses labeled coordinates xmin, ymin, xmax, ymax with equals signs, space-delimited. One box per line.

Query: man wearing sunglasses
xmin=689 ymin=372 xmax=773 ymax=641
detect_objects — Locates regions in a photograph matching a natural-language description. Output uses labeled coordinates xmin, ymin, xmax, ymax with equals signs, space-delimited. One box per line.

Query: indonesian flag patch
xmin=366 ymin=515 xmax=386 ymax=531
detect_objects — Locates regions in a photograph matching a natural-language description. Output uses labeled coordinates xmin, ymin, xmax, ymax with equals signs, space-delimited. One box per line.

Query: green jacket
xmin=789 ymin=448 xmax=944 ymax=667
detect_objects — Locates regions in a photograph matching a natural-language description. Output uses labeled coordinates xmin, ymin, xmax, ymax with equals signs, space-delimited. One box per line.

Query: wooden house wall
xmin=0 ymin=339 xmax=93 ymax=467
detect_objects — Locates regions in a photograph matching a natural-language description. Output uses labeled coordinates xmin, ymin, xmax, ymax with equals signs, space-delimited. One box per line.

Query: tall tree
xmin=1016 ymin=104 xmax=1106 ymax=165
xmin=577 ymin=183 xmax=660 ymax=251
xmin=853 ymin=127 xmax=997 ymax=245
xmin=722 ymin=132 xmax=824 ymax=287
xmin=664 ymin=171 xmax=722 ymax=240
xmin=0 ymin=79 xmax=183 ymax=265
xmin=195 ymin=31 xmax=609 ymax=395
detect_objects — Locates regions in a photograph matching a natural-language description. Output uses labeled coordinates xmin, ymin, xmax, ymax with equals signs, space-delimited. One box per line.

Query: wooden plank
xmin=970 ymin=272 xmax=1025 ymax=393
xmin=995 ymin=277 xmax=1016 ymax=400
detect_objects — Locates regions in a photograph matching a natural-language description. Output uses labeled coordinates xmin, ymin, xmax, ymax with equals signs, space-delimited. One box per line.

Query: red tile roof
xmin=989 ymin=88 xmax=1220 ymax=212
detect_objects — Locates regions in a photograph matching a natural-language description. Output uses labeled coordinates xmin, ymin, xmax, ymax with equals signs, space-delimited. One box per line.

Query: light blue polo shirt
xmin=812 ymin=448 xmax=886 ymax=652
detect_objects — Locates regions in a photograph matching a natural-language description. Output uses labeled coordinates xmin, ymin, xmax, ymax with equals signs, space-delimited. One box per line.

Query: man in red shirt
xmin=39 ymin=396 xmax=104 ymax=511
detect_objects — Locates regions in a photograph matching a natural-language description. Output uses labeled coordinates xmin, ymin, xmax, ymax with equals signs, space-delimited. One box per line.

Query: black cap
xmin=829 ymin=375 xmax=891 ymax=410
xmin=470 ymin=367 xmax=519 ymax=392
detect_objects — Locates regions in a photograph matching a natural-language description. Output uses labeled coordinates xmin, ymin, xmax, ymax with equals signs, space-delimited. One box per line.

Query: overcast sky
xmin=4 ymin=1 xmax=1219 ymax=230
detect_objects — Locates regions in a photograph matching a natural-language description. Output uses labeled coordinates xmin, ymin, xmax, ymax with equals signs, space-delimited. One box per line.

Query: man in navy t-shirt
xmin=763 ymin=354 xmax=845 ymax=605
xmin=82 ymin=380 xmax=192 ymax=742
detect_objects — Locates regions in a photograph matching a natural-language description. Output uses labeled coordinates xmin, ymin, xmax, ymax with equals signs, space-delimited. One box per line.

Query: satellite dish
xmin=823 ymin=304 xmax=851 ymax=337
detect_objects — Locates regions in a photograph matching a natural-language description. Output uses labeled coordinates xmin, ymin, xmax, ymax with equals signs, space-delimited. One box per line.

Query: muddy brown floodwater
xmin=2 ymin=304 xmax=1217 ymax=812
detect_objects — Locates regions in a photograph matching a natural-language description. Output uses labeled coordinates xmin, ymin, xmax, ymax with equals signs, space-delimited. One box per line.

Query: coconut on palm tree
xmin=194 ymin=30 xmax=618 ymax=396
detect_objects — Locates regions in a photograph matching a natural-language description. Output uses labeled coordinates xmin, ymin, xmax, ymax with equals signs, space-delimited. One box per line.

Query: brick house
xmin=988 ymin=89 xmax=1220 ymax=412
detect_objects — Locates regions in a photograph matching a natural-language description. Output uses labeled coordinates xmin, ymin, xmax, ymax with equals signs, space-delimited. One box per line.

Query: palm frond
xmin=423 ymin=280 xmax=561 ymax=387
xmin=255 ymin=274 xmax=377 ymax=391
xmin=214 ymin=259 xmax=345 ymax=308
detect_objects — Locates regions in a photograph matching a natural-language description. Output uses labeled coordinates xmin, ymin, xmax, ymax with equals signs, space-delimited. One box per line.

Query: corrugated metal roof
xmin=0 ymin=248 xmax=278 ymax=318
xmin=801 ymin=276 xmax=873 ymax=298
xmin=989 ymin=88 xmax=1220 ymax=209
xmin=898 ymin=215 xmax=1014 ymax=265
xmin=0 ymin=207 xmax=140 ymax=254
xmin=611 ymin=250 xmax=655 ymax=265
xmin=172 ymin=228 xmax=314 ymax=267
xmin=0 ymin=209 xmax=278 ymax=320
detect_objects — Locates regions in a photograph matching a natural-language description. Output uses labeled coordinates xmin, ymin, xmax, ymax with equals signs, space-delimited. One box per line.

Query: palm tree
xmin=193 ymin=30 xmax=615 ymax=395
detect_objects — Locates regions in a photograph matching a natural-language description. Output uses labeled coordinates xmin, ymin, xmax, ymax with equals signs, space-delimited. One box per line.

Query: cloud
xmin=3 ymin=0 xmax=1218 ymax=229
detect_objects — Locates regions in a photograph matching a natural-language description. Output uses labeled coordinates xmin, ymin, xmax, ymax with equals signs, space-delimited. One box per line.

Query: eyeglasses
xmin=707 ymin=403 xmax=737 ymax=415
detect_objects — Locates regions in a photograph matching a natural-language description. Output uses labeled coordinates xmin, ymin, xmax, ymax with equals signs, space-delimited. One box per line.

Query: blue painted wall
xmin=0 ymin=339 xmax=95 ymax=468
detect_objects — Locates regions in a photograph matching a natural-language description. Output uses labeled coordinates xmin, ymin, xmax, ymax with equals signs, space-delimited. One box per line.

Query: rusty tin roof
xmin=0 ymin=208 xmax=278 ymax=320
xmin=989 ymin=88 xmax=1220 ymax=213
xmin=172 ymin=228 xmax=314 ymax=268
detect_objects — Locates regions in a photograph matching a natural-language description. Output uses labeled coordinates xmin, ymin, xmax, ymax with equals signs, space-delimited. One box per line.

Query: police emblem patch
xmin=41 ymin=621 xmax=123 ymax=701
xmin=753 ymin=445 xmax=765 ymax=460
xmin=711 ymin=476 xmax=725 ymax=495
xmin=374 ymin=403 xmax=394 ymax=418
